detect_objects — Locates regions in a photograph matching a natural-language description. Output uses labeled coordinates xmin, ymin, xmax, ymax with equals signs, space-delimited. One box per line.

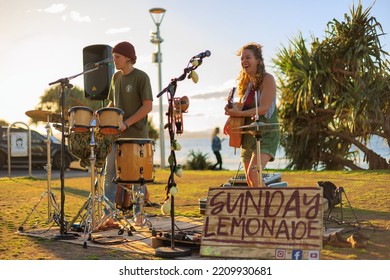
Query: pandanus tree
xmin=273 ymin=3 xmax=389 ymax=170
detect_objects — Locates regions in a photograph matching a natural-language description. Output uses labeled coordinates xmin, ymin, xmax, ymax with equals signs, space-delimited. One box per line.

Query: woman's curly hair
xmin=236 ymin=42 xmax=266 ymax=99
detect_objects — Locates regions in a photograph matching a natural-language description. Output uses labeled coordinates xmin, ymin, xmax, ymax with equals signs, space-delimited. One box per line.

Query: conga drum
xmin=114 ymin=138 xmax=154 ymax=184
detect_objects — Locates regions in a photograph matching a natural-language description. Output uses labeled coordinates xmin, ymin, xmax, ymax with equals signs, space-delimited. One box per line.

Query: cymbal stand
xmin=18 ymin=116 xmax=63 ymax=232
xmin=254 ymin=89 xmax=263 ymax=187
xmin=254 ymin=129 xmax=263 ymax=188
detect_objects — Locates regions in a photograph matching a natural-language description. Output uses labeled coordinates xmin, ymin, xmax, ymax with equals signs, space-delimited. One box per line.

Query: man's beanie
xmin=113 ymin=41 xmax=137 ymax=63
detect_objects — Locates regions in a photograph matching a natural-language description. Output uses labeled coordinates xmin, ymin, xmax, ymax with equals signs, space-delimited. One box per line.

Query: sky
xmin=0 ymin=0 xmax=389 ymax=136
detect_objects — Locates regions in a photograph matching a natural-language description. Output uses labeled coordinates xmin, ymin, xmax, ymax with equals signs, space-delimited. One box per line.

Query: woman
xmin=224 ymin=42 xmax=280 ymax=187
xmin=211 ymin=127 xmax=223 ymax=170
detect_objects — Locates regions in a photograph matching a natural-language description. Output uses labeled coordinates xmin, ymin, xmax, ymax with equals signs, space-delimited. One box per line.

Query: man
xmin=103 ymin=41 xmax=153 ymax=226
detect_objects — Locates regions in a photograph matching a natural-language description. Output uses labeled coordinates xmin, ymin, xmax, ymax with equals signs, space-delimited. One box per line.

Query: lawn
xmin=0 ymin=169 xmax=389 ymax=260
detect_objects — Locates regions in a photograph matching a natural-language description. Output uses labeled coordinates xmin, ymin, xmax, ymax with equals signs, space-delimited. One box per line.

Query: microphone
xmin=192 ymin=50 xmax=211 ymax=60
xmin=94 ymin=58 xmax=113 ymax=67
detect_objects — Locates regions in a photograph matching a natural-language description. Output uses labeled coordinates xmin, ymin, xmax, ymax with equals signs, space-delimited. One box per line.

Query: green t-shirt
xmin=108 ymin=68 xmax=153 ymax=138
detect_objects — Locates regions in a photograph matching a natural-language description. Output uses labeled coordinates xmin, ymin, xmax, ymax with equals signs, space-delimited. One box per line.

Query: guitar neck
xmin=227 ymin=87 xmax=237 ymax=108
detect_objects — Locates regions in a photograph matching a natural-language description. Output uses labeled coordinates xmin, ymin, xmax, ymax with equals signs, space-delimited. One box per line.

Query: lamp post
xmin=149 ymin=7 xmax=166 ymax=169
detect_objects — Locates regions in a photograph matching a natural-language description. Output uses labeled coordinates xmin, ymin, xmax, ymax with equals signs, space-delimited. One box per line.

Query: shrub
xmin=184 ymin=149 xmax=212 ymax=170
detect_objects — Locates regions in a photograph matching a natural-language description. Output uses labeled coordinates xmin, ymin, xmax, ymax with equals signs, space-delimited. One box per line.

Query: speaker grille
xmin=83 ymin=44 xmax=114 ymax=100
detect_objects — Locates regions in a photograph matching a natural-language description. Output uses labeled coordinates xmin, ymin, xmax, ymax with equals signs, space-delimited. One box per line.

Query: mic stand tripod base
xmin=154 ymin=246 xmax=191 ymax=259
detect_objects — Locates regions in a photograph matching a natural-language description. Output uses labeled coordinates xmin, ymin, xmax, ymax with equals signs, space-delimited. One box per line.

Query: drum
xmin=114 ymin=138 xmax=154 ymax=184
xmin=115 ymin=185 xmax=133 ymax=212
xmin=68 ymin=106 xmax=94 ymax=133
xmin=96 ymin=107 xmax=124 ymax=135
xmin=68 ymin=130 xmax=118 ymax=168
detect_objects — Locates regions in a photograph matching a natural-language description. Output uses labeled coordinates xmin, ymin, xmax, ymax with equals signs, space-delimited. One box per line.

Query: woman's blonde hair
xmin=236 ymin=42 xmax=266 ymax=98
xmin=211 ymin=127 xmax=220 ymax=139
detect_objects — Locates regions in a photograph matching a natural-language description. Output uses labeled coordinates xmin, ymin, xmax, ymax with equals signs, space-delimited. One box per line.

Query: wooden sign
xmin=200 ymin=187 xmax=323 ymax=259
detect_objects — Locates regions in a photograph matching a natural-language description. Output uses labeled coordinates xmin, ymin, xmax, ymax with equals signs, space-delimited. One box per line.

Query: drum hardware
xmin=115 ymin=184 xmax=154 ymax=229
xmin=52 ymin=123 xmax=69 ymax=133
xmin=18 ymin=116 xmax=65 ymax=232
xmin=67 ymin=119 xmax=134 ymax=248
xmin=47 ymin=64 xmax=119 ymax=240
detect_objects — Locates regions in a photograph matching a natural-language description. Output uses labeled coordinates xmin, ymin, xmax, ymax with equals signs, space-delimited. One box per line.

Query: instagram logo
xmin=275 ymin=249 xmax=286 ymax=259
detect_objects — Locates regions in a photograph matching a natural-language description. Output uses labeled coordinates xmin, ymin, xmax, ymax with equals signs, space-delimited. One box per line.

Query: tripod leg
xmin=18 ymin=191 xmax=48 ymax=232
xmin=342 ymin=190 xmax=360 ymax=226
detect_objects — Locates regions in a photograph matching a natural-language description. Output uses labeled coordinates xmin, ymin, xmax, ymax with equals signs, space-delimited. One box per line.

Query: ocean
xmin=153 ymin=134 xmax=389 ymax=171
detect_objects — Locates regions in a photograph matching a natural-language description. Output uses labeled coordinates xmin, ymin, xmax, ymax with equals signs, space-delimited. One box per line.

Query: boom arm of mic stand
xmin=48 ymin=66 xmax=99 ymax=87
xmin=156 ymin=63 xmax=198 ymax=98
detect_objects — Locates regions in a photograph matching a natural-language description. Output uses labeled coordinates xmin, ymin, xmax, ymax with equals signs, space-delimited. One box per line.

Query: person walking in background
xmin=224 ymin=42 xmax=280 ymax=187
xmin=103 ymin=41 xmax=153 ymax=226
xmin=211 ymin=127 xmax=224 ymax=170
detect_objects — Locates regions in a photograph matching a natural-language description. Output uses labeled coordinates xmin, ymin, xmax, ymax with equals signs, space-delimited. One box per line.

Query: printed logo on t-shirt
xmin=126 ymin=84 xmax=133 ymax=93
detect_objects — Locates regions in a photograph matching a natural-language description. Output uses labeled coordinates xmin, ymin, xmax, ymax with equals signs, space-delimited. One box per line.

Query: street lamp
xmin=149 ymin=7 xmax=166 ymax=169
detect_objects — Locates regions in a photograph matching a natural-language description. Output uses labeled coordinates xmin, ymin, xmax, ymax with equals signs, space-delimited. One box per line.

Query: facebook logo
xmin=292 ymin=250 xmax=303 ymax=260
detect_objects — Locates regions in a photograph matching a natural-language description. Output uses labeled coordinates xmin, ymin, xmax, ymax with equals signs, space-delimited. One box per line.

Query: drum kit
xmin=21 ymin=105 xmax=156 ymax=245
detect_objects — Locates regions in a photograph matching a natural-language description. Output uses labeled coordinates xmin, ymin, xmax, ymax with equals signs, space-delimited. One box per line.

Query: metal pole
xmin=156 ymin=25 xmax=165 ymax=169
xmin=150 ymin=8 xmax=166 ymax=169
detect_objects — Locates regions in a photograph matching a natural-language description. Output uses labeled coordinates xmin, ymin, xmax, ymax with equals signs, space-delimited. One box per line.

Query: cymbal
xmin=237 ymin=128 xmax=280 ymax=135
xmin=234 ymin=121 xmax=280 ymax=130
xmin=25 ymin=110 xmax=62 ymax=123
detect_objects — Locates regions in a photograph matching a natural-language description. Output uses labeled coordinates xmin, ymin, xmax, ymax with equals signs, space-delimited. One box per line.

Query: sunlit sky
xmin=1 ymin=0 xmax=389 ymax=135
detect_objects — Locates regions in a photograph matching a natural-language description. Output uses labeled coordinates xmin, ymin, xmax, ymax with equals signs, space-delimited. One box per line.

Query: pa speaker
xmin=83 ymin=44 xmax=115 ymax=100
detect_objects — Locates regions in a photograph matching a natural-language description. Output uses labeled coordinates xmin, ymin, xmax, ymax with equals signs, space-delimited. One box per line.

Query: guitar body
xmin=226 ymin=87 xmax=244 ymax=148
xmin=228 ymin=113 xmax=244 ymax=148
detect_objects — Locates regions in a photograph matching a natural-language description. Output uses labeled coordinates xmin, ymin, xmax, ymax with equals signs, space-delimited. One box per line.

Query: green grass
xmin=0 ymin=169 xmax=389 ymax=259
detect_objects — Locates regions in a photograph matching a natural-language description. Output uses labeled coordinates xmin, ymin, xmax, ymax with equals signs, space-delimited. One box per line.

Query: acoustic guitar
xmin=226 ymin=87 xmax=244 ymax=148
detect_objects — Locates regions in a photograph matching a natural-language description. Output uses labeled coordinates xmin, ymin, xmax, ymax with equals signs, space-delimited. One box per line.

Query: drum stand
xmin=18 ymin=118 xmax=64 ymax=232
xmin=124 ymin=183 xmax=153 ymax=229
xmin=68 ymin=121 xmax=133 ymax=248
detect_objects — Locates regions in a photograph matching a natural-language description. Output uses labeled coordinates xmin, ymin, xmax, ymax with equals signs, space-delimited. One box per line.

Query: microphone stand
xmin=155 ymin=57 xmax=204 ymax=258
xmin=48 ymin=66 xmax=102 ymax=239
